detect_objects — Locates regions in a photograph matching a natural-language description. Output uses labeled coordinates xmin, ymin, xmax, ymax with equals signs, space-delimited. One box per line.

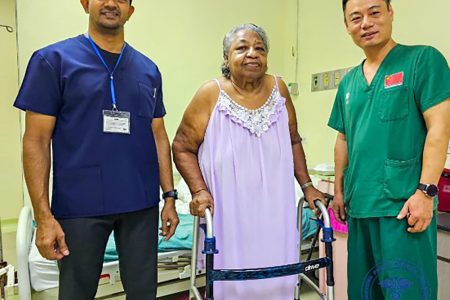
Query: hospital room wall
xmin=0 ymin=0 xmax=23 ymax=221
xmin=13 ymin=0 xmax=298 ymax=209
xmin=15 ymin=0 xmax=297 ymax=137
xmin=295 ymin=0 xmax=450 ymax=167
xmin=6 ymin=1 xmax=450 ymax=218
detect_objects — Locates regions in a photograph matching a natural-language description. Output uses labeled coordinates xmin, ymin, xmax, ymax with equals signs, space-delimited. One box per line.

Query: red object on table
xmin=438 ymin=168 xmax=450 ymax=212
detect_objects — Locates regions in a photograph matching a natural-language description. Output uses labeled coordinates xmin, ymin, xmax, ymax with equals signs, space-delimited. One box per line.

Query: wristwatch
xmin=417 ymin=183 xmax=439 ymax=197
xmin=162 ymin=189 xmax=178 ymax=200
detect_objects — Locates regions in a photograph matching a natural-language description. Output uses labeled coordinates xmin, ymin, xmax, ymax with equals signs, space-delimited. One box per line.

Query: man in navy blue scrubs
xmin=14 ymin=0 xmax=179 ymax=299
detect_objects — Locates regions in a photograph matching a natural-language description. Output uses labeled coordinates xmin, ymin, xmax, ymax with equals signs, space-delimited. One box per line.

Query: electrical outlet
xmin=311 ymin=74 xmax=320 ymax=92
xmin=322 ymin=72 xmax=330 ymax=88
xmin=311 ymin=67 xmax=355 ymax=92
xmin=333 ymin=70 xmax=341 ymax=88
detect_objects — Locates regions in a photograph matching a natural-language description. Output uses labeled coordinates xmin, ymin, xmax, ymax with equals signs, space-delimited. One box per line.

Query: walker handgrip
xmin=314 ymin=200 xmax=331 ymax=228
xmin=204 ymin=208 xmax=214 ymax=238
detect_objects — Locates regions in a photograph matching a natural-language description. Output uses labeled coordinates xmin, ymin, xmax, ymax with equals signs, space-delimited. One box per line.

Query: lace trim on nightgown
xmin=217 ymin=87 xmax=286 ymax=137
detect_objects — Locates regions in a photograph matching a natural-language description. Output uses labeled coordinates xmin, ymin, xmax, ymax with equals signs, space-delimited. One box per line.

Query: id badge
xmin=103 ymin=110 xmax=131 ymax=134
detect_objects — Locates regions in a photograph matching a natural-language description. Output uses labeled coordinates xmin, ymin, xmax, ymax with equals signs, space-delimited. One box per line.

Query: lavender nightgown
xmin=197 ymin=77 xmax=298 ymax=300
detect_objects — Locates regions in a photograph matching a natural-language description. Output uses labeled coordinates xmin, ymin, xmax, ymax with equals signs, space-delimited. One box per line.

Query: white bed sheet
xmin=28 ymin=232 xmax=59 ymax=292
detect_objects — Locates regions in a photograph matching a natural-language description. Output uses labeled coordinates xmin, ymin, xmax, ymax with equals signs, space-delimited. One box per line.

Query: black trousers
xmin=57 ymin=206 xmax=159 ymax=300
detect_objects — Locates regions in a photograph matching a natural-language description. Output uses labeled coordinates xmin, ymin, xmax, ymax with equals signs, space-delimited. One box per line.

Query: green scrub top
xmin=328 ymin=44 xmax=450 ymax=218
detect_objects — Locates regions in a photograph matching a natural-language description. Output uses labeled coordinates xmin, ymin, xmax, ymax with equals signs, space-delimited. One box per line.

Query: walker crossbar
xmin=207 ymin=257 xmax=331 ymax=283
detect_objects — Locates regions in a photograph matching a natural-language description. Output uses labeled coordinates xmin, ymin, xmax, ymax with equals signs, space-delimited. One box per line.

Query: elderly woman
xmin=173 ymin=24 xmax=324 ymax=299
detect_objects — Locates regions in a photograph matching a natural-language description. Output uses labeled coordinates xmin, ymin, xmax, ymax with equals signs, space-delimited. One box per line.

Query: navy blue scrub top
xmin=14 ymin=35 xmax=166 ymax=219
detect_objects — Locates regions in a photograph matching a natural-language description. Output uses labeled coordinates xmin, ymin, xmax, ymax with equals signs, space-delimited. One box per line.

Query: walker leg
xmin=295 ymin=198 xmax=305 ymax=299
xmin=205 ymin=252 xmax=214 ymax=300
xmin=190 ymin=216 xmax=200 ymax=300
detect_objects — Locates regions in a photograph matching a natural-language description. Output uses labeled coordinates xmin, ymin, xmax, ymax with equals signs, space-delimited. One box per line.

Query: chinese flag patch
xmin=384 ymin=72 xmax=404 ymax=88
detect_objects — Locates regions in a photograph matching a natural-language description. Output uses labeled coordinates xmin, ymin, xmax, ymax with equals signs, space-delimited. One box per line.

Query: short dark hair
xmin=342 ymin=0 xmax=391 ymax=13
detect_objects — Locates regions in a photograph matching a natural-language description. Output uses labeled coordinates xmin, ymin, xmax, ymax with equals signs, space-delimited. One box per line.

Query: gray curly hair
xmin=221 ymin=23 xmax=269 ymax=79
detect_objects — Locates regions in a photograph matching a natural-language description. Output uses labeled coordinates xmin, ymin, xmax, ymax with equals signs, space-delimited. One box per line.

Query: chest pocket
xmin=138 ymin=82 xmax=156 ymax=118
xmin=378 ymin=86 xmax=409 ymax=121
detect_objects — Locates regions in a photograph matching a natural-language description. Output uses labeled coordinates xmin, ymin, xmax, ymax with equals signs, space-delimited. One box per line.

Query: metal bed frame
xmin=189 ymin=195 xmax=335 ymax=300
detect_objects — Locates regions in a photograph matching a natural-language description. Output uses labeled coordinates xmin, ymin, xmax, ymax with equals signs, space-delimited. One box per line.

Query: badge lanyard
xmin=87 ymin=34 xmax=126 ymax=111
xmin=87 ymin=34 xmax=131 ymax=134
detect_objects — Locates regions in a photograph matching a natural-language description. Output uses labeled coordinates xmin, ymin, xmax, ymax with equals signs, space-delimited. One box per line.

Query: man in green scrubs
xmin=328 ymin=0 xmax=450 ymax=299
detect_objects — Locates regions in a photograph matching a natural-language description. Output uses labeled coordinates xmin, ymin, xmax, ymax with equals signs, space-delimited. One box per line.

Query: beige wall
xmin=14 ymin=0 xmax=298 ymax=208
xmin=0 ymin=0 xmax=22 ymax=220
xmin=15 ymin=0 xmax=298 ymax=140
xmin=296 ymin=0 xmax=450 ymax=167
xmin=127 ymin=1 xmax=299 ymax=138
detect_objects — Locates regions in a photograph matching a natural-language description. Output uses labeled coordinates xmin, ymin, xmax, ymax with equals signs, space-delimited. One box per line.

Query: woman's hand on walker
xmin=190 ymin=189 xmax=214 ymax=217
xmin=303 ymin=186 xmax=326 ymax=216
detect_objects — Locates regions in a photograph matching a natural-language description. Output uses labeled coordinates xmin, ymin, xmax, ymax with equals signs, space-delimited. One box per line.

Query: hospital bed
xmin=15 ymin=205 xmax=201 ymax=300
xmin=16 ymin=209 xmax=318 ymax=299
xmin=15 ymin=178 xmax=321 ymax=299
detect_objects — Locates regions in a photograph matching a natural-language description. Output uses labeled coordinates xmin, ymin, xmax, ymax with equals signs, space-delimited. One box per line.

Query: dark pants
xmin=57 ymin=206 xmax=159 ymax=300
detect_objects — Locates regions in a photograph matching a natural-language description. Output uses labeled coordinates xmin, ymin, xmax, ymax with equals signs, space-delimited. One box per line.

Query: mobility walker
xmin=189 ymin=194 xmax=335 ymax=300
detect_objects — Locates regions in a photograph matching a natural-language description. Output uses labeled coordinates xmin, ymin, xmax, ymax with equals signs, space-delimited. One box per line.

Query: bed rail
xmin=16 ymin=206 xmax=33 ymax=300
